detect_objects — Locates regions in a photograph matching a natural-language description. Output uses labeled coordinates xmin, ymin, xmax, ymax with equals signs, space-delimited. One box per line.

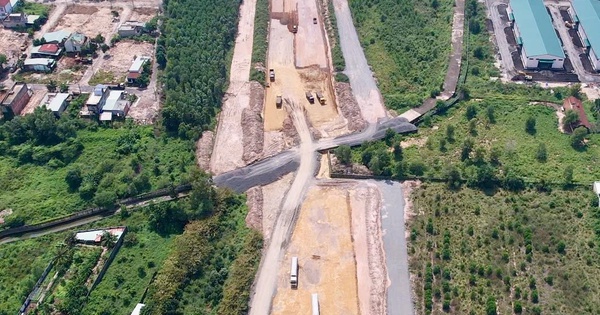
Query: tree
xmin=444 ymin=166 xmax=462 ymax=189
xmin=486 ymin=105 xmax=495 ymax=123
xmin=489 ymin=146 xmax=502 ymax=165
xmin=65 ymin=168 xmax=83 ymax=191
xmin=593 ymin=99 xmax=600 ymax=119
xmin=473 ymin=46 xmax=485 ymax=60
xmin=536 ymin=143 xmax=547 ymax=162
xmin=468 ymin=118 xmax=477 ymax=135
xmin=446 ymin=124 xmax=455 ymax=142
xmin=469 ymin=19 xmax=481 ymax=34
xmin=334 ymin=145 xmax=352 ymax=165
xmin=466 ymin=104 xmax=477 ymax=120
xmin=409 ymin=161 xmax=426 ymax=176
xmin=59 ymin=82 xmax=69 ymax=93
xmin=571 ymin=126 xmax=588 ymax=149
xmin=94 ymin=190 xmax=117 ymax=208
xmin=568 ymin=83 xmax=581 ymax=98
xmin=393 ymin=144 xmax=403 ymax=161
xmin=563 ymin=109 xmax=580 ymax=131
xmin=384 ymin=128 xmax=397 ymax=146
xmin=525 ymin=116 xmax=536 ymax=134
xmin=461 ymin=138 xmax=474 ymax=161
xmin=513 ymin=301 xmax=523 ymax=314
xmin=439 ymin=138 xmax=447 ymax=151
xmin=101 ymin=43 xmax=110 ymax=53
xmin=557 ymin=240 xmax=566 ymax=254
xmin=531 ymin=289 xmax=539 ymax=303
xmin=93 ymin=33 xmax=105 ymax=44
xmin=564 ymin=165 xmax=574 ymax=185
xmin=486 ymin=296 xmax=497 ymax=315
xmin=100 ymin=231 xmax=118 ymax=249
xmin=46 ymin=80 xmax=57 ymax=92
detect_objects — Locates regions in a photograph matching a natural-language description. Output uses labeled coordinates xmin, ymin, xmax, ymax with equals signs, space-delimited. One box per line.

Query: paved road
xmin=486 ymin=0 xmax=515 ymax=80
xmin=332 ymin=0 xmax=387 ymax=124
xmin=373 ymin=180 xmax=414 ymax=315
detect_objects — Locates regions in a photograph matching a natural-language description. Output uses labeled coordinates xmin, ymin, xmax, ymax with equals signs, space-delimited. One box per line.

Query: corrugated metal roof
xmin=24 ymin=58 xmax=54 ymax=66
xmin=510 ymin=0 xmax=565 ymax=58
xmin=42 ymin=30 xmax=71 ymax=43
xmin=129 ymin=56 xmax=150 ymax=73
xmin=46 ymin=93 xmax=69 ymax=112
xmin=573 ymin=0 xmax=600 ymax=58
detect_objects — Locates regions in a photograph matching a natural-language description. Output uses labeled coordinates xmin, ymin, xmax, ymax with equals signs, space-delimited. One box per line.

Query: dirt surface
xmin=271 ymin=183 xmax=360 ymax=315
xmin=401 ymin=181 xmax=419 ymax=225
xmin=400 ymin=137 xmax=427 ymax=149
xmin=242 ymin=81 xmax=266 ymax=164
xmin=102 ymin=41 xmax=154 ymax=76
xmin=440 ymin=0 xmax=464 ymax=100
xmin=210 ymin=0 xmax=257 ymax=175
xmin=335 ymin=82 xmax=367 ymax=132
xmin=295 ymin=0 xmax=329 ymax=68
xmin=195 ymin=130 xmax=214 ymax=172
xmin=54 ymin=6 xmax=119 ymax=43
xmin=261 ymin=172 xmax=295 ymax=246
xmin=129 ymin=7 xmax=157 ymax=22
xmin=0 ymin=29 xmax=27 ymax=64
xmin=20 ymin=90 xmax=47 ymax=115
xmin=245 ymin=186 xmax=263 ymax=232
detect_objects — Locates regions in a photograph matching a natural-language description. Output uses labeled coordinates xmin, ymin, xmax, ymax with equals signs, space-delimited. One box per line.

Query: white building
xmin=571 ymin=0 xmax=600 ymax=71
xmin=508 ymin=0 xmax=565 ymax=69
xmin=101 ymin=90 xmax=131 ymax=121
xmin=41 ymin=93 xmax=69 ymax=116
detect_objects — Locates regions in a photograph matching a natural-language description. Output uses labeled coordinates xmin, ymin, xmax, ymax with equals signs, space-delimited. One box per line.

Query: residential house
xmin=23 ymin=58 xmax=56 ymax=72
xmin=117 ymin=21 xmax=145 ymax=37
xmin=85 ymin=84 xmax=109 ymax=114
xmin=30 ymin=43 xmax=62 ymax=59
xmin=100 ymin=90 xmax=131 ymax=121
xmin=563 ymin=96 xmax=591 ymax=132
xmin=2 ymin=12 xmax=25 ymax=28
xmin=64 ymin=32 xmax=88 ymax=53
xmin=74 ymin=227 xmax=126 ymax=245
xmin=42 ymin=30 xmax=71 ymax=46
xmin=0 ymin=0 xmax=13 ymax=17
xmin=127 ymin=56 xmax=150 ymax=84
xmin=41 ymin=93 xmax=69 ymax=116
xmin=0 ymin=83 xmax=32 ymax=116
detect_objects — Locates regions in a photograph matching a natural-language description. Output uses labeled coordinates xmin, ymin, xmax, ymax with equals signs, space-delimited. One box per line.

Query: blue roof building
xmin=571 ymin=0 xmax=600 ymax=71
xmin=508 ymin=0 xmax=565 ymax=69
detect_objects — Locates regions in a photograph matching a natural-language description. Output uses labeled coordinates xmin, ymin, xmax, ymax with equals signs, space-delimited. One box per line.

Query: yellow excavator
xmin=518 ymin=70 xmax=533 ymax=81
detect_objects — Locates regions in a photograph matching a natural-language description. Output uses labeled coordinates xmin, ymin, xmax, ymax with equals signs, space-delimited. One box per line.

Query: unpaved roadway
xmin=332 ymin=0 xmax=387 ymax=124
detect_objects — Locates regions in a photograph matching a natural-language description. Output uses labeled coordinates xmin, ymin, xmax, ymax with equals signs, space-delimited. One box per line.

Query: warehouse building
xmin=571 ymin=0 xmax=600 ymax=71
xmin=508 ymin=0 xmax=565 ymax=69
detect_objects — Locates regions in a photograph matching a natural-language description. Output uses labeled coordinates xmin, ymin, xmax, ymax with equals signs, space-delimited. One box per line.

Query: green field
xmin=349 ymin=0 xmax=454 ymax=112
xmin=409 ymin=184 xmax=600 ymax=314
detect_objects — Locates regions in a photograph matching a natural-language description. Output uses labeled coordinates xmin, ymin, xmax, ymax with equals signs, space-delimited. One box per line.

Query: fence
xmin=0 ymin=183 xmax=192 ymax=240
xmin=88 ymin=226 xmax=128 ymax=294
xmin=18 ymin=260 xmax=55 ymax=315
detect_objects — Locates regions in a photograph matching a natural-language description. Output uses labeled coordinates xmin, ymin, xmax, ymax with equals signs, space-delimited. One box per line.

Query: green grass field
xmin=349 ymin=0 xmax=453 ymax=112
xmin=409 ymin=184 xmax=600 ymax=314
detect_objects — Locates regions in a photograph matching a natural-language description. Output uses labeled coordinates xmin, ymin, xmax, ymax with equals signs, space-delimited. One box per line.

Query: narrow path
xmin=372 ymin=180 xmax=414 ymax=315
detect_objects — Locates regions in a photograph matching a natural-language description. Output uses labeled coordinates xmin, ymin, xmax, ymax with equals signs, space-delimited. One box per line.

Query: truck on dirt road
xmin=276 ymin=95 xmax=282 ymax=108
xmin=269 ymin=69 xmax=275 ymax=82
xmin=316 ymin=91 xmax=326 ymax=105
xmin=306 ymin=91 xmax=314 ymax=103
xmin=290 ymin=257 xmax=298 ymax=289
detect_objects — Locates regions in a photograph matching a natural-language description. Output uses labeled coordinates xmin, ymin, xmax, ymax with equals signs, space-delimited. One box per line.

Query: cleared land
xmin=99 ymin=41 xmax=155 ymax=81
xmin=53 ymin=6 xmax=120 ymax=44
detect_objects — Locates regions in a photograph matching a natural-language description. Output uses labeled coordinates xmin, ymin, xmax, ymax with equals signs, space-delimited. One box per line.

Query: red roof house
xmin=563 ymin=96 xmax=591 ymax=131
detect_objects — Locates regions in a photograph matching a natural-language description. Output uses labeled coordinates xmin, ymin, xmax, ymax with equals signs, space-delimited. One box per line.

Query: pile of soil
xmin=335 ymin=82 xmax=367 ymax=131
xmin=242 ymin=81 xmax=265 ymax=164
xmin=245 ymin=186 xmax=263 ymax=232
xmin=195 ymin=130 xmax=214 ymax=172
xmin=282 ymin=115 xmax=300 ymax=146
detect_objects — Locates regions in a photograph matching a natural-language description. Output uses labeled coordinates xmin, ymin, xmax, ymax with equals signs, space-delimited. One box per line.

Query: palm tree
xmin=100 ymin=231 xmax=118 ymax=249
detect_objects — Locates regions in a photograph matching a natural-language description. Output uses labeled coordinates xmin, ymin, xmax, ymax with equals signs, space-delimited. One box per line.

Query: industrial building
xmin=571 ymin=0 xmax=600 ymax=71
xmin=508 ymin=0 xmax=565 ymax=69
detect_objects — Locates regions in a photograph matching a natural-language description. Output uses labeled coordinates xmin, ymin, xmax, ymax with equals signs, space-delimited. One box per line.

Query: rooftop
xmin=68 ymin=32 xmax=87 ymax=44
xmin=510 ymin=0 xmax=565 ymax=58
xmin=42 ymin=30 xmax=71 ymax=43
xmin=131 ymin=304 xmax=145 ymax=315
xmin=1 ymin=83 xmax=27 ymax=105
xmin=24 ymin=58 xmax=55 ymax=66
xmin=129 ymin=56 xmax=150 ymax=73
xmin=75 ymin=227 xmax=125 ymax=243
xmin=87 ymin=85 xmax=107 ymax=105
xmin=563 ymin=96 xmax=591 ymax=129
xmin=30 ymin=44 xmax=62 ymax=56
xmin=103 ymin=90 xmax=128 ymax=111
xmin=100 ymin=111 xmax=113 ymax=121
xmin=572 ymin=0 xmax=600 ymax=57
xmin=0 ymin=0 xmax=10 ymax=7
xmin=44 ymin=93 xmax=69 ymax=112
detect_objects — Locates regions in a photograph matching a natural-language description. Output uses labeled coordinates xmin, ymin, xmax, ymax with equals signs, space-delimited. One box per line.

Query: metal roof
xmin=510 ymin=0 xmax=565 ymax=58
xmin=572 ymin=0 xmax=600 ymax=58
xmin=131 ymin=304 xmax=145 ymax=315
xmin=129 ymin=56 xmax=150 ymax=73
xmin=45 ymin=93 xmax=69 ymax=112
xmin=103 ymin=90 xmax=127 ymax=111
xmin=24 ymin=58 xmax=54 ymax=66
xmin=42 ymin=30 xmax=71 ymax=43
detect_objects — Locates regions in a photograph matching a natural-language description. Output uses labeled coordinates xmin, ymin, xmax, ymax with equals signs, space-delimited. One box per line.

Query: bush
xmin=334 ymin=145 xmax=352 ymax=165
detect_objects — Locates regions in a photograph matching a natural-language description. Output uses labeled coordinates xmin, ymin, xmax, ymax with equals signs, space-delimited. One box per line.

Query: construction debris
xmin=242 ymin=81 xmax=265 ymax=164
xmin=245 ymin=186 xmax=263 ymax=232
xmin=335 ymin=82 xmax=367 ymax=132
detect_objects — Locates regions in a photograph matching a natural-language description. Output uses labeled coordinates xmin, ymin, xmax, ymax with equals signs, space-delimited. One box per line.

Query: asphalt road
xmin=373 ymin=180 xmax=414 ymax=315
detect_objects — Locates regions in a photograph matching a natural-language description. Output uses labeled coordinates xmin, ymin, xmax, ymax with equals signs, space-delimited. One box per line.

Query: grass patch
xmin=88 ymin=70 xmax=123 ymax=85
xmin=408 ymin=184 xmax=600 ymax=314
xmin=349 ymin=0 xmax=453 ymax=112
xmin=17 ymin=1 xmax=50 ymax=16
xmin=249 ymin=0 xmax=269 ymax=83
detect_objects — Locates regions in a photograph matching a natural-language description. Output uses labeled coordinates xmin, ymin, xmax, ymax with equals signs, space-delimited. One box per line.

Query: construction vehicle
xmin=276 ymin=95 xmax=282 ymax=108
xmin=315 ymin=91 xmax=326 ymax=104
xmin=313 ymin=18 xmax=317 ymax=24
xmin=305 ymin=91 xmax=314 ymax=103
xmin=292 ymin=25 xmax=298 ymax=33
xmin=565 ymin=21 xmax=574 ymax=29
xmin=290 ymin=257 xmax=298 ymax=289
xmin=518 ymin=70 xmax=533 ymax=81
xmin=269 ymin=68 xmax=275 ymax=82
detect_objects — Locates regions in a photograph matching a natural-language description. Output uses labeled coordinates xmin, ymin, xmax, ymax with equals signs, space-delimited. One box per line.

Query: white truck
xmin=290 ymin=257 xmax=298 ymax=289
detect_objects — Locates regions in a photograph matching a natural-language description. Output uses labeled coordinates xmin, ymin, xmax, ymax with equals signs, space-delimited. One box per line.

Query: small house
xmin=23 ymin=58 xmax=56 ymax=72
xmin=117 ymin=21 xmax=145 ymax=37
xmin=41 ymin=93 xmax=69 ymax=116
xmin=127 ymin=56 xmax=150 ymax=83
xmin=74 ymin=227 xmax=126 ymax=245
xmin=563 ymin=96 xmax=591 ymax=132
xmin=42 ymin=30 xmax=71 ymax=45
xmin=0 ymin=0 xmax=14 ymax=17
xmin=101 ymin=90 xmax=130 ymax=121
xmin=64 ymin=32 xmax=88 ymax=53
xmin=0 ymin=83 xmax=32 ymax=116
xmin=85 ymin=84 xmax=109 ymax=114
xmin=2 ymin=12 xmax=26 ymax=28
xmin=30 ymin=43 xmax=62 ymax=59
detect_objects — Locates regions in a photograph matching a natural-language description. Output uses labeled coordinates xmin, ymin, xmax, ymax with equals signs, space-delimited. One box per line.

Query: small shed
xmin=131 ymin=304 xmax=145 ymax=315
xmin=42 ymin=93 xmax=69 ymax=116
xmin=563 ymin=96 xmax=591 ymax=132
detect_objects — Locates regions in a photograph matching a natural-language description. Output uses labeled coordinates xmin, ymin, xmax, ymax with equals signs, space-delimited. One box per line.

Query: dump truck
xmin=276 ymin=95 xmax=283 ymax=108
xmin=306 ymin=91 xmax=314 ymax=104
xmin=269 ymin=69 xmax=275 ymax=82
xmin=290 ymin=257 xmax=298 ymax=289
xmin=315 ymin=91 xmax=326 ymax=104
xmin=292 ymin=25 xmax=298 ymax=33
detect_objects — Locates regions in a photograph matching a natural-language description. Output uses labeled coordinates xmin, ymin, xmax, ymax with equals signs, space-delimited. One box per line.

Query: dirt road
xmin=440 ymin=0 xmax=465 ymax=100
xmin=248 ymin=100 xmax=317 ymax=315
xmin=210 ymin=0 xmax=257 ymax=175
xmin=331 ymin=0 xmax=386 ymax=124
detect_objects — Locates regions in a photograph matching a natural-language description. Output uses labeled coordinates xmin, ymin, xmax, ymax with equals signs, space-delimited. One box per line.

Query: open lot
xmin=20 ymin=89 xmax=48 ymax=115
xmin=98 ymin=41 xmax=154 ymax=78
xmin=129 ymin=7 xmax=157 ymax=22
xmin=0 ymin=29 xmax=27 ymax=62
xmin=53 ymin=6 xmax=120 ymax=42
xmin=270 ymin=183 xmax=360 ymax=315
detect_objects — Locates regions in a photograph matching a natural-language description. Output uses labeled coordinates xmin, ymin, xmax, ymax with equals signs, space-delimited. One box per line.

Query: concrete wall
xmin=88 ymin=227 xmax=128 ymax=294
